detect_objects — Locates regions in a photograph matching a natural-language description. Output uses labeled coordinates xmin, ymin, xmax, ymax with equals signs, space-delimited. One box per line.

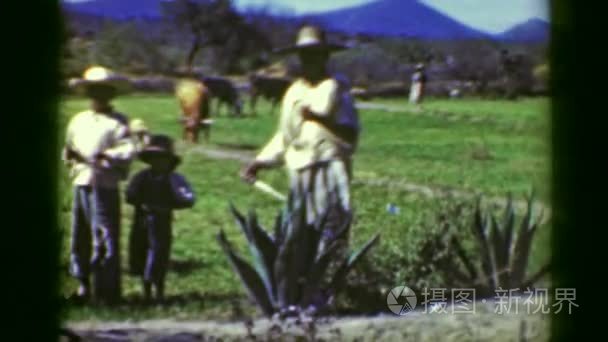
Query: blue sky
xmin=64 ymin=0 xmax=550 ymax=34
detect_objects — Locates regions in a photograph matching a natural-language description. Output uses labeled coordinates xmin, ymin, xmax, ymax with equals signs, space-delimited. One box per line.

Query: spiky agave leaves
xmin=217 ymin=229 xmax=275 ymax=316
xmin=471 ymin=192 xmax=549 ymax=291
xmin=436 ymin=192 xmax=550 ymax=295
xmin=217 ymin=202 xmax=380 ymax=316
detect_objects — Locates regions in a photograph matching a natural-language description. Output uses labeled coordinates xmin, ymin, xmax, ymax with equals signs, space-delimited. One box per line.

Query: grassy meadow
xmin=58 ymin=94 xmax=551 ymax=322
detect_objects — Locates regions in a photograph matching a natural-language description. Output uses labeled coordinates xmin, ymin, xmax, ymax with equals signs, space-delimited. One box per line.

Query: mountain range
xmin=495 ymin=18 xmax=550 ymax=43
xmin=62 ymin=0 xmax=549 ymax=42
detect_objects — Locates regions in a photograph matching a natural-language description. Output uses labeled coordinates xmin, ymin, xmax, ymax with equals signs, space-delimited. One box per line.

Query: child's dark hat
xmin=139 ymin=134 xmax=181 ymax=166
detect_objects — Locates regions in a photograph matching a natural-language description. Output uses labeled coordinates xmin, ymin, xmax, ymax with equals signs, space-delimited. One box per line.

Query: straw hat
xmin=273 ymin=25 xmax=347 ymax=55
xmin=69 ymin=65 xmax=132 ymax=95
xmin=139 ymin=134 xmax=181 ymax=166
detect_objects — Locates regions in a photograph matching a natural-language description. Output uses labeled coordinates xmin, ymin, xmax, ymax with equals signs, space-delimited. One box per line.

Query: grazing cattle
xmin=249 ymin=74 xmax=291 ymax=115
xmin=175 ymin=78 xmax=211 ymax=143
xmin=202 ymin=76 xmax=242 ymax=117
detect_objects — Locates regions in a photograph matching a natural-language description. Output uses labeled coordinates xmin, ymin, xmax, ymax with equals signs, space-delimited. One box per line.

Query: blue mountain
xmin=62 ymin=0 xmax=163 ymax=19
xmin=314 ymin=0 xmax=490 ymax=40
xmin=63 ymin=0 xmax=533 ymax=41
xmin=495 ymin=18 xmax=550 ymax=42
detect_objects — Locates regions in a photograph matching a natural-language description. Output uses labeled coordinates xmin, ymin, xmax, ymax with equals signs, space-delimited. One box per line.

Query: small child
xmin=126 ymin=134 xmax=195 ymax=303
xmin=129 ymin=118 xmax=151 ymax=152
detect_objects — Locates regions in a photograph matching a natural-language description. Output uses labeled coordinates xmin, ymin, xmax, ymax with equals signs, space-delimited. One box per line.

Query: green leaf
xmin=490 ymin=211 xmax=508 ymax=287
xmin=216 ymin=230 xmax=275 ymax=316
xmin=502 ymin=193 xmax=516 ymax=263
xmin=510 ymin=195 xmax=540 ymax=286
xmin=471 ymin=198 xmax=495 ymax=288
xmin=330 ymin=233 xmax=381 ymax=293
xmin=300 ymin=239 xmax=343 ymax=307
xmin=247 ymin=209 xmax=279 ymax=303
xmin=229 ymin=202 xmax=251 ymax=239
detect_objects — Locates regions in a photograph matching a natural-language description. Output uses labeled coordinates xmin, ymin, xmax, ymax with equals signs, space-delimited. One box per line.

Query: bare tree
xmin=161 ymin=0 xmax=270 ymax=74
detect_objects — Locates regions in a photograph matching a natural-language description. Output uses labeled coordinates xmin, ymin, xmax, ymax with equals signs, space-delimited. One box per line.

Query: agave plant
xmin=217 ymin=203 xmax=380 ymax=317
xmin=416 ymin=192 xmax=550 ymax=297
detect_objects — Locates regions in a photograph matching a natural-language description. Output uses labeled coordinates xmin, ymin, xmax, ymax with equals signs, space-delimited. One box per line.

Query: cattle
xmin=202 ymin=76 xmax=242 ymax=117
xmin=248 ymin=74 xmax=291 ymax=115
xmin=175 ymin=78 xmax=211 ymax=143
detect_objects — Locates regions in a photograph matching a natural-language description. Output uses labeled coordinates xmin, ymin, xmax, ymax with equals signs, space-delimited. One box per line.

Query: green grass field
xmin=58 ymin=95 xmax=551 ymax=322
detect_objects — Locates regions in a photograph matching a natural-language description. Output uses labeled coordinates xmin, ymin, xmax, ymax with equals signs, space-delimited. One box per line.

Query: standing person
xmin=126 ymin=118 xmax=150 ymax=280
xmin=125 ymin=135 xmax=196 ymax=303
xmin=63 ymin=66 xmax=136 ymax=305
xmin=409 ymin=63 xmax=427 ymax=105
xmin=499 ymin=49 xmax=522 ymax=99
xmin=240 ymin=25 xmax=360 ymax=244
xmin=129 ymin=118 xmax=151 ymax=152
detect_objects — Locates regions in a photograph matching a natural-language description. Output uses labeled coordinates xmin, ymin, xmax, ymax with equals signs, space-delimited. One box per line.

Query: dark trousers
xmin=144 ymin=213 xmax=172 ymax=285
xmin=128 ymin=208 xmax=147 ymax=276
xmin=70 ymin=186 xmax=122 ymax=303
xmin=129 ymin=210 xmax=172 ymax=285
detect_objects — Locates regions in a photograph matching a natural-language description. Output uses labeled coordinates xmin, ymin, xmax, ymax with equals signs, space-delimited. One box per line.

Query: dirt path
xmin=66 ymin=301 xmax=549 ymax=341
xmin=188 ymin=145 xmax=255 ymax=163
xmin=356 ymin=102 xmax=409 ymax=113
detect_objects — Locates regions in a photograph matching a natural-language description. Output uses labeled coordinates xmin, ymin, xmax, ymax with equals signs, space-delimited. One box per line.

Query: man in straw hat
xmin=63 ymin=65 xmax=136 ymax=304
xmin=241 ymin=25 xmax=360 ymax=241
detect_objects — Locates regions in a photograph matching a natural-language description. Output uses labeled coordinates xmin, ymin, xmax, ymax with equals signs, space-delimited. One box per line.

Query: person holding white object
xmin=241 ymin=25 xmax=360 ymax=232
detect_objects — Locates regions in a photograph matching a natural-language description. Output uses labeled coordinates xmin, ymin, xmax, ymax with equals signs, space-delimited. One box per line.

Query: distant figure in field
xmin=499 ymin=49 xmax=523 ymax=99
xmin=175 ymin=78 xmax=211 ymax=143
xmin=409 ymin=63 xmax=427 ymax=105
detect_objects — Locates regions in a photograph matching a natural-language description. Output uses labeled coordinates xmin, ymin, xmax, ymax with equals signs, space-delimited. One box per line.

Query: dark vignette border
xmin=4 ymin=1 xmax=62 ymax=341
xmin=2 ymin=0 xmax=598 ymax=340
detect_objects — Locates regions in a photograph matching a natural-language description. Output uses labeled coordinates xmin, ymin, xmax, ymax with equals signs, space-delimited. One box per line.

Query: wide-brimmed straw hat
xmin=273 ymin=25 xmax=347 ymax=55
xmin=69 ymin=65 xmax=132 ymax=95
xmin=139 ymin=134 xmax=181 ymax=166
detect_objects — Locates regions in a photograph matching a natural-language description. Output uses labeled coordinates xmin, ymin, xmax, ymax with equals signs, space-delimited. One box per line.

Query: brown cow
xmin=175 ymin=78 xmax=210 ymax=143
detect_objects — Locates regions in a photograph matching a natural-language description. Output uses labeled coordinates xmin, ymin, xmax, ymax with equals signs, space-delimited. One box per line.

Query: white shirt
xmin=256 ymin=75 xmax=359 ymax=171
xmin=64 ymin=110 xmax=135 ymax=188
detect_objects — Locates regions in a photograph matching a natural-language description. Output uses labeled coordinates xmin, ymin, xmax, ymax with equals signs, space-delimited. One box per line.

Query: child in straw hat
xmin=125 ymin=134 xmax=196 ymax=303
